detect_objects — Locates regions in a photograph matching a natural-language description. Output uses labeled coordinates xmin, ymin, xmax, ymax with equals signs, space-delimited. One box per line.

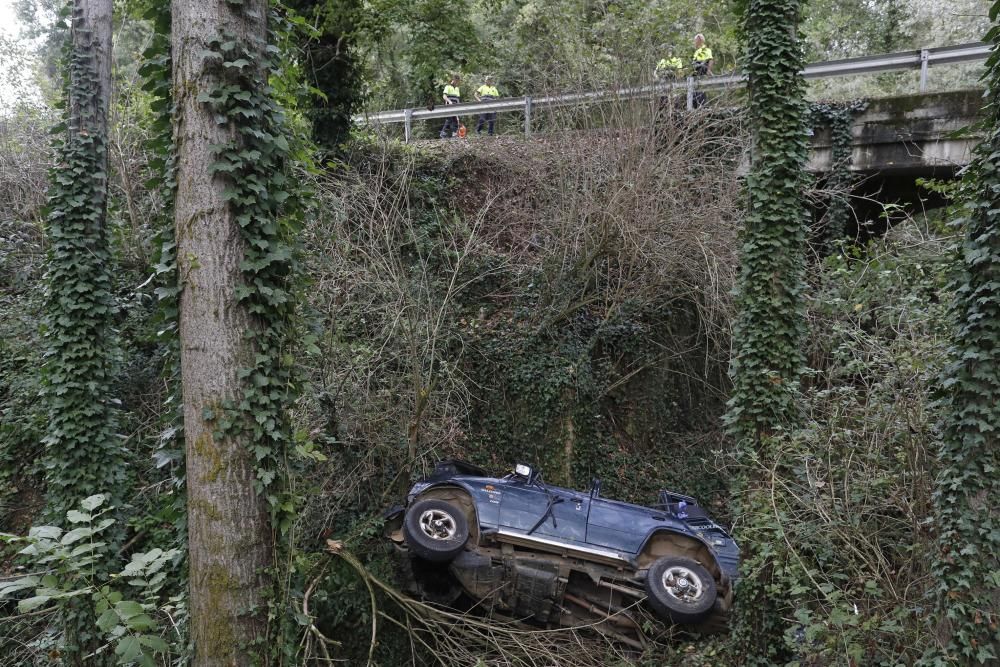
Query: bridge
xmin=808 ymin=89 xmax=981 ymax=176
xmin=355 ymin=43 xmax=988 ymax=180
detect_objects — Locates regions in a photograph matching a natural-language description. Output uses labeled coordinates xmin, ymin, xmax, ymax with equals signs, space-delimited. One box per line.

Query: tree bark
xmin=171 ymin=1 xmax=273 ymax=663
xmin=70 ymin=0 xmax=111 ymax=193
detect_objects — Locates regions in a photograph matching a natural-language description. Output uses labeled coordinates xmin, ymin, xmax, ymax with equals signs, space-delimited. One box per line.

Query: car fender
xmin=409 ymin=479 xmax=498 ymax=537
xmin=636 ymin=526 xmax=724 ymax=573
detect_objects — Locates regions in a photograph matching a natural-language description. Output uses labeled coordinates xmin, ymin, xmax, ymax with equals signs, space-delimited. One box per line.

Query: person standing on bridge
xmin=440 ymin=74 xmax=462 ymax=139
xmin=655 ymin=46 xmax=684 ymax=81
xmin=475 ymin=76 xmax=500 ymax=136
xmin=690 ymin=33 xmax=714 ymax=108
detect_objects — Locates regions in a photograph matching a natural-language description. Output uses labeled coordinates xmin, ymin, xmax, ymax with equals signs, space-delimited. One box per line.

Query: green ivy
xmin=134 ymin=0 xmax=187 ymax=536
xmin=726 ymin=0 xmax=811 ymax=663
xmin=41 ymin=5 xmax=125 ymax=535
xmin=195 ymin=24 xmax=302 ymax=522
xmin=809 ymin=99 xmax=868 ymax=246
xmin=919 ymin=2 xmax=1000 ymax=663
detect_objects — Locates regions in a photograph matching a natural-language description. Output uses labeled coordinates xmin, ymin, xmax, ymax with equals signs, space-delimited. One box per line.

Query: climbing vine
xmin=41 ymin=3 xmax=125 ymax=662
xmin=130 ymin=5 xmax=191 ymax=631
xmin=41 ymin=3 xmax=125 ymax=532
xmin=726 ymin=0 xmax=810 ymax=663
xmin=194 ymin=15 xmax=304 ymax=527
xmin=920 ymin=2 xmax=1000 ymax=663
xmin=809 ymin=99 xmax=868 ymax=245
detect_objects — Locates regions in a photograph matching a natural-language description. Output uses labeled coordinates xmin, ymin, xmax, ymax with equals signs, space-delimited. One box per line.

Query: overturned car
xmin=385 ymin=460 xmax=739 ymax=640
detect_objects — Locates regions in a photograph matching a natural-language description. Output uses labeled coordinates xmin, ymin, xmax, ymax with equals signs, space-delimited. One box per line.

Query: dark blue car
xmin=387 ymin=460 xmax=739 ymax=634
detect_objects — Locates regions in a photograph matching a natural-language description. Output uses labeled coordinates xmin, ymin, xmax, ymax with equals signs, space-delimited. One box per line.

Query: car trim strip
xmin=494 ymin=529 xmax=632 ymax=563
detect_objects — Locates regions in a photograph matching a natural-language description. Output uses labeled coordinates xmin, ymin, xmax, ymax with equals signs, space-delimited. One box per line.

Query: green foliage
xmin=41 ymin=7 xmax=125 ymax=530
xmin=368 ymin=0 xmax=483 ymax=107
xmin=726 ymin=0 xmax=810 ymax=662
xmin=757 ymin=225 xmax=951 ymax=664
xmin=727 ymin=0 xmax=809 ymax=443
xmin=809 ymin=99 xmax=868 ymax=245
xmin=282 ymin=0 xmax=365 ymax=151
xmin=918 ymin=3 xmax=1000 ymax=662
xmin=0 ymin=494 xmax=182 ymax=666
xmin=132 ymin=0 xmax=186 ymax=531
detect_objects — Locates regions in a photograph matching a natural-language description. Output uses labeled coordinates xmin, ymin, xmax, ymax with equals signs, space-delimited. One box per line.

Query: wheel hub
xmin=661 ymin=565 xmax=705 ymax=604
xmin=418 ymin=509 xmax=457 ymax=540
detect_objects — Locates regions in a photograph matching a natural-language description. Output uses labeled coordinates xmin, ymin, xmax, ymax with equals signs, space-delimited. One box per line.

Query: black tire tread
xmin=645 ymin=556 xmax=717 ymax=625
xmin=403 ymin=498 xmax=469 ymax=563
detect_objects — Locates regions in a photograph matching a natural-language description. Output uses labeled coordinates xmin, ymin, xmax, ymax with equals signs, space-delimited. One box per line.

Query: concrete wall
xmin=808 ymin=89 xmax=984 ymax=175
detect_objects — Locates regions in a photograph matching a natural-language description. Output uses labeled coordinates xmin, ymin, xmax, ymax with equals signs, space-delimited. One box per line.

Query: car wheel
xmin=403 ymin=498 xmax=470 ymax=563
xmin=645 ymin=556 xmax=717 ymax=624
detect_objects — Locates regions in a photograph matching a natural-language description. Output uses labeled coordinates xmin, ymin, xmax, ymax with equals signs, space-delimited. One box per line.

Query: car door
xmin=585 ymin=497 xmax=658 ymax=553
xmin=498 ymin=481 xmax=589 ymax=543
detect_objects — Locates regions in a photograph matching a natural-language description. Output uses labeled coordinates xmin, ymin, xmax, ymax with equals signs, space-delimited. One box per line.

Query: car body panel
xmin=499 ymin=483 xmax=589 ymax=543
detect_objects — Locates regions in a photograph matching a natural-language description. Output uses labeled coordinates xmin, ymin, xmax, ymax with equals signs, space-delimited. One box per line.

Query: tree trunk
xmin=727 ymin=0 xmax=809 ymax=663
xmin=71 ymin=0 xmax=111 ymax=158
xmin=171 ymin=1 xmax=273 ymax=663
xmin=45 ymin=2 xmax=117 ymax=664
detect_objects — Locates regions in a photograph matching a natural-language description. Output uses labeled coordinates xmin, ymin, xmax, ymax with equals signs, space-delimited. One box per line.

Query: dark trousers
xmin=476 ymin=96 xmax=496 ymax=135
xmin=440 ymin=97 xmax=460 ymax=137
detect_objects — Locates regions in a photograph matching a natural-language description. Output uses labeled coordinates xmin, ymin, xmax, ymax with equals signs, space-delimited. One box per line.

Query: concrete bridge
xmin=808 ymin=89 xmax=982 ymax=177
xmin=807 ymin=89 xmax=983 ymax=222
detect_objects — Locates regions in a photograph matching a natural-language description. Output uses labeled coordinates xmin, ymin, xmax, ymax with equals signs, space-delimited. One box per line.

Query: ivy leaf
xmin=17 ymin=595 xmax=51 ymax=613
xmin=80 ymin=494 xmax=106 ymax=511
xmin=116 ymin=636 xmax=143 ymax=662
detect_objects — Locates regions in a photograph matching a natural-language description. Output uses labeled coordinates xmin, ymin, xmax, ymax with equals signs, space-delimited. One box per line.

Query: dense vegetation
xmin=0 ymin=0 xmax=997 ymax=665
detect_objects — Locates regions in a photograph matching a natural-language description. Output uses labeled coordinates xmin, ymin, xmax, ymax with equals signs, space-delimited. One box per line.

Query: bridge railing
xmin=354 ymin=42 xmax=991 ymax=142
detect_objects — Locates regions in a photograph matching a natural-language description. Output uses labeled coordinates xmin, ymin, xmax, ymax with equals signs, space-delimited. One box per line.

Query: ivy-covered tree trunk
xmin=726 ymin=0 xmax=809 ymax=663
xmin=42 ymin=0 xmax=122 ymax=663
xmin=172 ymin=0 xmax=274 ymax=662
xmin=921 ymin=3 xmax=1000 ymax=663
xmin=43 ymin=0 xmax=121 ymax=526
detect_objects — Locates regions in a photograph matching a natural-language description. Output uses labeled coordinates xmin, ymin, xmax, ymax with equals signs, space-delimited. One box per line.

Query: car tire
xmin=403 ymin=498 xmax=470 ymax=563
xmin=645 ymin=556 xmax=717 ymax=624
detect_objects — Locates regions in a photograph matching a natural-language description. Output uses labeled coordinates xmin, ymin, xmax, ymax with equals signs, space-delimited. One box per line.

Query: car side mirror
xmin=590 ymin=478 xmax=602 ymax=498
xmin=514 ymin=462 xmax=536 ymax=482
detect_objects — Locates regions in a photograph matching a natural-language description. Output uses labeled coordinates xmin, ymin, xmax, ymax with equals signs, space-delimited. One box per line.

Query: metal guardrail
xmin=355 ymin=42 xmax=991 ymax=141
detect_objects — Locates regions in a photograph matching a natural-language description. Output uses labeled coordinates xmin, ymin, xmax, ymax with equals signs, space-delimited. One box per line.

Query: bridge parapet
xmin=808 ymin=89 xmax=984 ymax=175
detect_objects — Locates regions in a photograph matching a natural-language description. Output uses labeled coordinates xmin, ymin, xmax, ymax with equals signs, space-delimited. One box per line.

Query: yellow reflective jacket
xmin=656 ymin=56 xmax=684 ymax=73
xmin=443 ymin=84 xmax=460 ymax=100
xmin=477 ymin=85 xmax=499 ymax=98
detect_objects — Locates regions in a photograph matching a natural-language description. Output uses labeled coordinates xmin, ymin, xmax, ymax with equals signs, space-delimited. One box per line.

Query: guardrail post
xmin=686 ymin=77 xmax=695 ymax=110
xmin=524 ymin=96 xmax=533 ymax=138
xmin=919 ymin=49 xmax=930 ymax=92
xmin=404 ymin=108 xmax=413 ymax=143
